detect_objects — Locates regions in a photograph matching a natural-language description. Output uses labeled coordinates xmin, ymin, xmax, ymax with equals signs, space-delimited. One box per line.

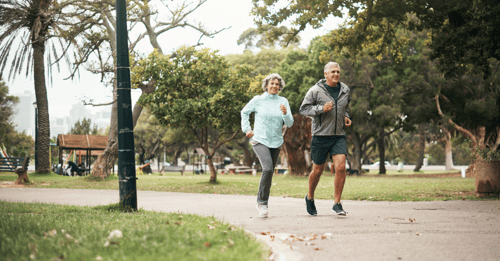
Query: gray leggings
xmin=253 ymin=143 xmax=281 ymax=206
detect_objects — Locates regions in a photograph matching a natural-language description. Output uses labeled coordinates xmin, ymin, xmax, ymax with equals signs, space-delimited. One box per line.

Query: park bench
xmin=275 ymin=167 xmax=288 ymax=174
xmin=0 ymin=157 xmax=30 ymax=184
xmin=0 ymin=157 xmax=25 ymax=173
xmin=227 ymin=166 xmax=253 ymax=175
xmin=162 ymin=165 xmax=185 ymax=175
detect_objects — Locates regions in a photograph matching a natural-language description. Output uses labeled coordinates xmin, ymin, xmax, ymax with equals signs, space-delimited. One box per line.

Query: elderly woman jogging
xmin=241 ymin=73 xmax=294 ymax=218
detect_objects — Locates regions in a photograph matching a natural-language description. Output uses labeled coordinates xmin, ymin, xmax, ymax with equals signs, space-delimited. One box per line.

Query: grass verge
xmin=0 ymin=170 xmax=494 ymax=201
xmin=0 ymin=201 xmax=268 ymax=261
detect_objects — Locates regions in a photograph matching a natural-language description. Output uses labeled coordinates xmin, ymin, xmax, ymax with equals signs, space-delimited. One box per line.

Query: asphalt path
xmin=1 ymin=188 xmax=499 ymax=261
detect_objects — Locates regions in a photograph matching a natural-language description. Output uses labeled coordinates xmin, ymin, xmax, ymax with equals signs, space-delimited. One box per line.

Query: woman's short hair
xmin=324 ymin=62 xmax=341 ymax=73
xmin=262 ymin=73 xmax=285 ymax=92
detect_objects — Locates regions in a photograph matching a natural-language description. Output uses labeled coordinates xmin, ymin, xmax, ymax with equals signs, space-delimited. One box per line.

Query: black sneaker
xmin=305 ymin=195 xmax=317 ymax=216
xmin=332 ymin=203 xmax=346 ymax=215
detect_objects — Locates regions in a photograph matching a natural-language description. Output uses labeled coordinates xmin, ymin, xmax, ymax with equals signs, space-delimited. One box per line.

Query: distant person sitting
xmin=66 ymin=161 xmax=83 ymax=176
xmin=139 ymin=160 xmax=152 ymax=175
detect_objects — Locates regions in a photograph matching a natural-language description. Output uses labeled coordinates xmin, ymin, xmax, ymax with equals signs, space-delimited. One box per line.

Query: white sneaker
xmin=256 ymin=204 xmax=268 ymax=218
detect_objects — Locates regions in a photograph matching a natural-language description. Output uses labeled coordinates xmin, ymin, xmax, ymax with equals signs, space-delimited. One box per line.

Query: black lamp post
xmin=116 ymin=0 xmax=137 ymax=210
xmin=33 ymin=102 xmax=38 ymax=171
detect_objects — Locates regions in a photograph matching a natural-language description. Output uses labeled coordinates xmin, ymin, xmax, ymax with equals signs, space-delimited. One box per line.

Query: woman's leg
xmin=253 ymin=143 xmax=280 ymax=205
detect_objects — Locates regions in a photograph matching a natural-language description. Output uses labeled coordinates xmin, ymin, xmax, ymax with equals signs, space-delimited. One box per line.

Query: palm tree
xmin=0 ymin=0 xmax=74 ymax=172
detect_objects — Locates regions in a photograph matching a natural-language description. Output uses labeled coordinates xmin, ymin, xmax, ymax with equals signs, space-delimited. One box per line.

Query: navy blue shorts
xmin=310 ymin=135 xmax=347 ymax=165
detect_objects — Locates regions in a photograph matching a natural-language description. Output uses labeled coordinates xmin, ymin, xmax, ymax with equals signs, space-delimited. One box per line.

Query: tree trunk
xmin=238 ymin=137 xmax=253 ymax=167
xmin=378 ymin=127 xmax=386 ymax=174
xmin=173 ymin=148 xmax=182 ymax=166
xmin=15 ymin=156 xmax=30 ymax=184
xmin=443 ymin=128 xmax=454 ymax=171
xmin=283 ymin=114 xmax=312 ymax=176
xmin=414 ymin=124 xmax=426 ymax=171
xmin=207 ymin=156 xmax=217 ymax=183
xmin=32 ymin=42 xmax=50 ymax=173
xmin=348 ymin=133 xmax=362 ymax=173
xmin=91 ymin=79 xmax=118 ymax=178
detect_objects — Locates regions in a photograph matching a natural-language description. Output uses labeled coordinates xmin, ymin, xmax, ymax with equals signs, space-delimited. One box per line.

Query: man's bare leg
xmin=332 ymin=154 xmax=346 ymax=203
xmin=308 ymin=162 xmax=326 ymax=199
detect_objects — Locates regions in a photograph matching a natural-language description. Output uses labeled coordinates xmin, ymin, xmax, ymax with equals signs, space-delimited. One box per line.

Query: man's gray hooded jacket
xmin=299 ymin=79 xmax=351 ymax=136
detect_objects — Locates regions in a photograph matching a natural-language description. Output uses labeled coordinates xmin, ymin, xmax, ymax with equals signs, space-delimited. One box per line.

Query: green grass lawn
xmin=0 ymin=170 xmax=493 ymax=260
xmin=0 ymin=201 xmax=268 ymax=261
xmin=0 ymin=169 xmax=488 ymax=201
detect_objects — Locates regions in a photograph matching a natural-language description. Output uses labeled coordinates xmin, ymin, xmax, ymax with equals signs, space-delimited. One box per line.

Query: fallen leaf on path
xmin=416 ymin=233 xmax=421 ymax=236
xmin=313 ymin=248 xmax=323 ymax=250
xmin=304 ymin=242 xmax=316 ymax=246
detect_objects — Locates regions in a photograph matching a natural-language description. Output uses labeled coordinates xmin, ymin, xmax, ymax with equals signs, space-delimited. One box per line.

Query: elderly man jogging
xmin=300 ymin=62 xmax=352 ymax=216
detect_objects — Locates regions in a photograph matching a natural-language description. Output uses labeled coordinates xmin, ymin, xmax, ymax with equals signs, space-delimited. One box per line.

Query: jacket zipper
xmin=319 ymin=83 xmax=343 ymax=134
xmin=334 ymin=98 xmax=338 ymax=134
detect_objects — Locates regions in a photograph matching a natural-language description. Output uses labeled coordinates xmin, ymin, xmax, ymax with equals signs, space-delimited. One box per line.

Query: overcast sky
xmin=8 ymin=0 xmax=340 ymax=118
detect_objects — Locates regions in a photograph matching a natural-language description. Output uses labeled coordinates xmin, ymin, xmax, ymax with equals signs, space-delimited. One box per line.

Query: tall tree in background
xmin=0 ymin=80 xmax=35 ymax=158
xmin=435 ymin=61 xmax=500 ymax=175
xmin=0 ymin=80 xmax=19 ymax=145
xmin=135 ymin=47 xmax=258 ymax=183
xmin=0 ymin=0 xmax=78 ymax=173
xmin=69 ymin=117 xmax=100 ymax=135
xmin=63 ymin=0 xmax=227 ymax=178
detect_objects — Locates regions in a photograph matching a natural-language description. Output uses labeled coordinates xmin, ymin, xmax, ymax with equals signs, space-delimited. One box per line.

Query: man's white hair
xmin=324 ymin=62 xmax=341 ymax=73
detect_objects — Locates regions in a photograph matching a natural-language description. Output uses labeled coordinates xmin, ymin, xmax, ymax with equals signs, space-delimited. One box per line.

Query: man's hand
xmin=323 ymin=101 xmax=334 ymax=112
xmin=280 ymin=104 xmax=287 ymax=115
xmin=345 ymin=117 xmax=352 ymax=127
xmin=246 ymin=130 xmax=254 ymax=138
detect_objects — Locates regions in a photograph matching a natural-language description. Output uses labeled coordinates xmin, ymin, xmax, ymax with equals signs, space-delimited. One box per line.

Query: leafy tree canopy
xmin=134 ymin=46 xmax=259 ymax=182
xmin=252 ymin=0 xmax=500 ymax=77
xmin=237 ymin=27 xmax=300 ymax=50
xmin=225 ymin=47 xmax=296 ymax=77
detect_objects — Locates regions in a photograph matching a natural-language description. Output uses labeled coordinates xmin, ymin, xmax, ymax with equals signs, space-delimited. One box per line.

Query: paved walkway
xmin=1 ymin=188 xmax=499 ymax=261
